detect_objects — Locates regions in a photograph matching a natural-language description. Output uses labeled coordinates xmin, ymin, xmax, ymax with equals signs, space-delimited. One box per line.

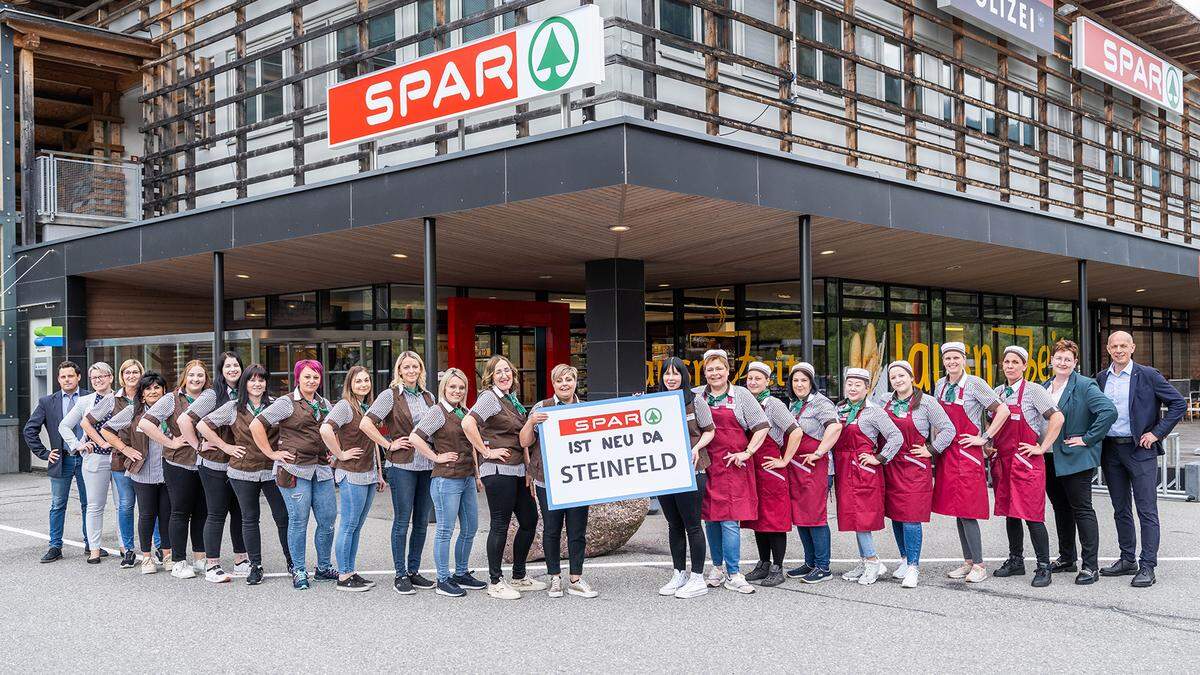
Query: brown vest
xmin=196 ymin=391 xmax=236 ymax=463
xmin=475 ymin=391 xmax=527 ymax=466
xmin=332 ymin=402 xmax=378 ymax=474
xmin=277 ymin=394 xmax=329 ymax=466
xmin=687 ymin=401 xmax=712 ymax=472
xmin=427 ymin=407 xmax=475 ymax=479
xmin=117 ymin=409 xmax=153 ymax=476
xmin=157 ymin=390 xmax=198 ymax=466
xmin=229 ymin=404 xmax=277 ymax=474
xmin=90 ymin=394 xmax=134 ymax=472
xmin=527 ymin=396 xmax=579 ymax=483
xmin=376 ymin=386 xmax=435 ymax=464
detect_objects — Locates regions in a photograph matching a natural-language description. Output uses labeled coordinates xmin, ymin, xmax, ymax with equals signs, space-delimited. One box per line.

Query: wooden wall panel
xmin=86 ymin=278 xmax=212 ymax=339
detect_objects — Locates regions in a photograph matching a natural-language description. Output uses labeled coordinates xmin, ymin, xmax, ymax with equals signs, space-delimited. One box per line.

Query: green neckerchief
xmin=943 ymin=381 xmax=959 ymax=403
xmin=504 ymin=392 xmax=527 ymax=416
xmin=358 ymin=401 xmax=370 ymax=415
xmin=302 ymin=395 xmax=327 ymax=420
xmin=403 ymin=385 xmax=422 ymax=397
xmin=227 ymin=385 xmax=237 ymax=399
xmin=451 ymin=405 xmax=467 ymax=420
xmin=183 ymin=392 xmax=196 ymax=405
xmin=755 ymin=390 xmax=770 ymax=403
xmin=1003 ymin=380 xmax=1020 ymax=399
xmin=790 ymin=397 xmax=809 ymax=415
xmin=707 ymin=389 xmax=730 ymax=406
xmin=840 ymin=400 xmax=865 ymax=424
xmin=247 ymin=400 xmax=266 ymax=416
xmin=159 ymin=420 xmax=170 ymax=434
xmin=890 ymin=394 xmax=912 ymax=416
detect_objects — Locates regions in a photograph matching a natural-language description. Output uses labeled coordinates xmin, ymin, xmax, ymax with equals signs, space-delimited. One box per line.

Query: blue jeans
xmin=796 ymin=525 xmax=831 ymax=570
xmin=891 ymin=520 xmax=923 ymax=566
xmin=335 ymin=480 xmax=375 ymax=575
xmin=430 ymin=476 xmax=479 ymax=582
xmin=386 ymin=467 xmax=433 ymax=576
xmin=855 ymin=531 xmax=877 ymax=559
xmin=704 ymin=520 xmax=741 ymax=574
xmin=278 ymin=476 xmax=336 ymax=573
xmin=48 ymin=454 xmax=87 ymax=549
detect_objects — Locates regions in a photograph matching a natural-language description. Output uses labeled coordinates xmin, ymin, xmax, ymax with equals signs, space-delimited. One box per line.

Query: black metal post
xmin=799 ymin=215 xmax=814 ymax=364
xmin=1078 ymin=259 xmax=1091 ymax=375
xmin=423 ymin=217 xmax=438 ymax=391
xmin=212 ymin=252 xmax=224 ymax=358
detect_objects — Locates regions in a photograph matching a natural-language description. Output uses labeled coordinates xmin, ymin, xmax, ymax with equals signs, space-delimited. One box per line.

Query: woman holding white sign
xmin=520 ymin=363 xmax=598 ymax=599
xmin=697 ymin=349 xmax=770 ymax=594
xmin=742 ymin=361 xmax=802 ymax=588
xmin=834 ymin=368 xmax=903 ymax=586
xmin=783 ymin=362 xmax=841 ymax=585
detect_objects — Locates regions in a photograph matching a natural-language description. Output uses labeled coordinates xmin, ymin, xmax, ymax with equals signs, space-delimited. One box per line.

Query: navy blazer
xmin=1095 ymin=362 xmax=1186 ymax=458
xmin=22 ymin=389 xmax=91 ymax=478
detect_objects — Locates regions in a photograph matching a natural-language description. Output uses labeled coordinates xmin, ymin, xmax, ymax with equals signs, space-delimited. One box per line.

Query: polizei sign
xmin=1073 ymin=16 xmax=1183 ymax=115
xmin=937 ymin=0 xmax=1053 ymax=55
xmin=326 ymin=5 xmax=604 ymax=147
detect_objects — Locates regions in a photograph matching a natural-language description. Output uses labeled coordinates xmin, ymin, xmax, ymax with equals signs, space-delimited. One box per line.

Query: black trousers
xmin=1004 ymin=517 xmax=1050 ymax=565
xmin=132 ymin=480 xmax=171 ymax=553
xmin=229 ymin=477 xmax=291 ymax=567
xmin=659 ymin=473 xmax=706 ymax=574
xmin=1045 ymin=452 xmax=1099 ymax=570
xmin=535 ymin=486 xmax=588 ymax=577
xmin=754 ymin=531 xmax=787 ymax=566
xmin=197 ymin=465 xmax=246 ymax=559
xmin=1101 ymin=439 xmax=1160 ymax=569
xmin=482 ymin=474 xmax=538 ymax=583
xmin=163 ymin=462 xmax=206 ymax=562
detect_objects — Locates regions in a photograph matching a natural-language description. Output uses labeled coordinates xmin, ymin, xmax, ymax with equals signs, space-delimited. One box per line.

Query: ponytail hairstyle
xmin=656 ymin=356 xmax=695 ymax=405
xmin=214 ymin=351 xmax=245 ymax=407
xmin=236 ymin=364 xmax=272 ymax=415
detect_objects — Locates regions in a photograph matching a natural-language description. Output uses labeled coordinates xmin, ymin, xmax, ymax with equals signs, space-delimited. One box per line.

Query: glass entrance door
xmin=474 ymin=325 xmax=542 ymax=402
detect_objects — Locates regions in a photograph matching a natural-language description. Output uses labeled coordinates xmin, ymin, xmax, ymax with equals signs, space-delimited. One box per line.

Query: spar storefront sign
xmin=937 ymin=0 xmax=1053 ymax=55
xmin=536 ymin=391 xmax=694 ymax=510
xmin=1073 ymin=16 xmax=1183 ymax=114
xmin=327 ymin=5 xmax=604 ymax=148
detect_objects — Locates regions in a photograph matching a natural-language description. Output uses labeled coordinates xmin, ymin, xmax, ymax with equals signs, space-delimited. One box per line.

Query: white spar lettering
xmin=432 ymin=62 xmax=469 ymax=109
xmin=361 ymin=48 xmax=511 ymax=124
xmin=476 ymin=46 xmax=513 ymax=96
xmin=364 ymin=81 xmax=392 ymax=126
xmin=1102 ymin=39 xmax=1163 ymax=96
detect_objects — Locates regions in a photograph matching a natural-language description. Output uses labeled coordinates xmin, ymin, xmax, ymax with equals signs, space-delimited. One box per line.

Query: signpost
xmin=326 ymin=5 xmax=604 ymax=148
xmin=535 ymin=391 xmax=695 ymax=510
xmin=937 ymin=0 xmax=1054 ymax=55
xmin=1073 ymin=16 xmax=1184 ymax=115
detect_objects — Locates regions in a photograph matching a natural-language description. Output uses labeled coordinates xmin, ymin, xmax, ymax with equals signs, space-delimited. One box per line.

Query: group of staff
xmin=25 ymin=330 xmax=1181 ymax=596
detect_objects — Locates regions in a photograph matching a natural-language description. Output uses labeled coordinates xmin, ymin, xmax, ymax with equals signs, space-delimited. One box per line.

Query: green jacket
xmin=1041 ymin=372 xmax=1117 ymax=477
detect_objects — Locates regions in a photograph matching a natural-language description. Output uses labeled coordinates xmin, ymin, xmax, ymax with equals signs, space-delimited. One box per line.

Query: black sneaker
xmin=759 ymin=565 xmax=786 ymax=587
xmin=336 ymin=576 xmax=371 ymax=592
xmin=1049 ymin=558 xmax=1077 ymax=574
xmin=436 ymin=578 xmax=466 ymax=597
xmin=452 ymin=571 xmax=487 ymax=590
xmin=292 ymin=570 xmax=310 ymax=590
xmin=993 ymin=556 xmax=1027 ymax=577
xmin=351 ymin=573 xmax=375 ymax=588
xmin=1031 ymin=563 xmax=1052 ymax=588
xmin=801 ymin=567 xmax=832 ymax=584
xmin=785 ymin=564 xmax=813 ymax=579
xmin=246 ymin=564 xmax=265 ymax=586
xmin=98 ymin=548 xmax=111 ymax=558
xmin=744 ymin=560 xmax=771 ymax=583
xmin=86 ymin=554 xmax=102 ymax=565
xmin=119 ymin=550 xmax=137 ymax=569
xmin=313 ymin=566 xmax=339 ymax=581
xmin=40 ymin=547 xmax=62 ymax=563
xmin=393 ymin=575 xmax=416 ymax=595
xmin=409 ymin=572 xmax=436 ymax=590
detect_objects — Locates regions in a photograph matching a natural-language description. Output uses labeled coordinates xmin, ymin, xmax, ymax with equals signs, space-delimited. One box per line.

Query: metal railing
xmin=36 ymin=151 xmax=141 ymax=224
xmin=1092 ymin=433 xmax=1194 ymax=497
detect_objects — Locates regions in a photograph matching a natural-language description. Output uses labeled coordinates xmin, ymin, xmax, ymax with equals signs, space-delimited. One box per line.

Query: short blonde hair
xmin=119 ymin=359 xmax=144 ymax=376
xmin=176 ymin=359 xmax=209 ymax=391
xmin=438 ymin=367 xmax=470 ymax=402
xmin=390 ymin=351 xmax=427 ymax=391
xmin=481 ymin=354 xmax=519 ymax=391
xmin=550 ymin=363 xmax=578 ymax=382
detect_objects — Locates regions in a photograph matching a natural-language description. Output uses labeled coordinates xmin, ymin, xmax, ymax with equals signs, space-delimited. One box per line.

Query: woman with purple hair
xmin=249 ymin=359 xmax=337 ymax=590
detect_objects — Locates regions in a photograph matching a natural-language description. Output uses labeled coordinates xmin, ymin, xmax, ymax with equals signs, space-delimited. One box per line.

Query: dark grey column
xmin=423 ymin=216 xmax=438 ymax=391
xmin=585 ymin=259 xmax=645 ymax=399
xmin=212 ymin=252 xmax=224 ymax=358
xmin=799 ymin=215 xmax=814 ymax=364
xmin=1078 ymin=259 xmax=1092 ymax=375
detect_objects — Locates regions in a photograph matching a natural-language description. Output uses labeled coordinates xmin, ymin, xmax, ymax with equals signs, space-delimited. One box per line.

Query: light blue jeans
xmin=704 ymin=520 xmax=741 ymax=574
xmin=335 ymin=480 xmax=375 ymax=575
xmin=278 ymin=476 xmax=336 ymax=574
xmin=855 ymin=531 xmax=877 ymax=559
xmin=891 ymin=520 xmax=923 ymax=566
xmin=430 ymin=476 xmax=479 ymax=582
xmin=48 ymin=454 xmax=87 ymax=549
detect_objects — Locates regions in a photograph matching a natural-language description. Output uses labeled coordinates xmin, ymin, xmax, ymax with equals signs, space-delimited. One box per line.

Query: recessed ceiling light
xmin=1135 ymin=288 xmax=1147 ymax=293
xmin=820 ymin=249 xmax=836 ymax=255
xmin=657 ymin=283 xmax=670 ymax=288
xmin=235 ymin=274 xmax=250 ymax=279
xmin=1097 ymin=297 xmax=1108 ymax=302
xmin=538 ymin=274 xmax=553 ymax=279
xmin=945 ymin=265 xmax=961 ymax=271
xmin=776 ymin=293 xmax=792 ymax=299
xmin=609 ymin=225 xmax=630 ymax=232
xmin=719 ymin=288 xmax=730 ymax=292
xmin=488 ymin=296 xmax=497 ymax=300
xmin=391 ymin=253 xmax=408 ymax=259
xmin=1059 ymin=279 xmax=1072 ymax=284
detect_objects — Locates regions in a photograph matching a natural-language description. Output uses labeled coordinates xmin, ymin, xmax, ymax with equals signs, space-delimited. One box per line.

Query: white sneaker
xmin=509 ymin=577 xmax=548 ymax=593
xmin=548 ymin=575 xmax=564 ymax=598
xmin=232 ymin=560 xmax=251 ymax=577
xmin=723 ymin=573 xmax=756 ymax=594
xmin=140 ymin=555 xmax=157 ymax=575
xmin=892 ymin=562 xmax=910 ymax=580
xmin=568 ymin=578 xmax=598 ymax=598
xmin=705 ymin=565 xmax=727 ymax=587
xmin=965 ymin=565 xmax=988 ymax=583
xmin=947 ymin=562 xmax=973 ymax=579
xmin=674 ymin=572 xmax=709 ymax=599
xmin=171 ymin=560 xmax=196 ymax=579
xmin=901 ymin=566 xmax=920 ymax=588
xmin=205 ymin=564 xmax=231 ymax=583
xmin=487 ymin=579 xmax=521 ymax=600
xmin=659 ymin=570 xmax=689 ymax=596
xmin=858 ymin=560 xmax=885 ymax=585
xmin=191 ymin=558 xmax=206 ymax=574
xmin=841 ymin=561 xmax=865 ymax=581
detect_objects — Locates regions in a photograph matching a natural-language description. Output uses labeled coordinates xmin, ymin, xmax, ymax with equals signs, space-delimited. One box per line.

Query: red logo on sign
xmin=558 ymin=410 xmax=642 ymax=436
xmin=327 ymin=31 xmax=518 ymax=147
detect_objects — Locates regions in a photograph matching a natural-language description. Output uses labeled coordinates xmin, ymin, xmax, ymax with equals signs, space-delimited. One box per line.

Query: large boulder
xmin=503 ymin=497 xmax=649 ymax=563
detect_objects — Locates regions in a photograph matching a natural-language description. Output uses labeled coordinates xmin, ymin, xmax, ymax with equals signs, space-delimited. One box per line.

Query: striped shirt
xmin=59 ymin=392 xmax=101 ymax=453
xmin=994 ymin=380 xmax=1059 ymax=442
xmin=202 ymin=400 xmax=274 ymax=482
xmin=145 ymin=393 xmax=197 ymax=472
xmin=367 ymin=386 xmax=433 ymax=472
xmin=886 ymin=394 xmax=957 ymax=454
xmin=792 ymin=392 xmax=839 ymax=441
xmin=261 ymin=392 xmax=334 ymax=482
xmin=693 ymin=385 xmax=770 ymax=433
xmin=760 ymin=395 xmax=799 ymax=446
xmin=934 ymin=373 xmax=1001 ymax=430
xmin=104 ymin=405 xmax=164 ymax=484
xmin=839 ymin=400 xmax=904 ymax=461
xmin=469 ymin=388 xmax=526 ymax=478
xmin=187 ymin=388 xmax=231 ymax=471
xmin=327 ymin=399 xmax=378 ymax=485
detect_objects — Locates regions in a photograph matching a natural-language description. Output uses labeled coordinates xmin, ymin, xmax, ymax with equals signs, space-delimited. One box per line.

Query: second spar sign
xmin=537 ymin=391 xmax=694 ymax=510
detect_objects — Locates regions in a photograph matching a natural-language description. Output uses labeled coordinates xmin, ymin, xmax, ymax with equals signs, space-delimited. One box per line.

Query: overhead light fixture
xmin=1097 ymin=297 xmax=1108 ymax=302
xmin=538 ymin=274 xmax=553 ymax=279
xmin=719 ymin=288 xmax=731 ymax=292
xmin=945 ymin=265 xmax=961 ymax=271
xmin=657 ymin=283 xmax=670 ymax=288
xmin=776 ymin=293 xmax=792 ymax=299
xmin=1059 ymin=279 xmax=1072 ymax=284
xmin=488 ymin=296 xmax=497 ymax=300
xmin=608 ymin=225 xmax=630 ymax=232
xmin=819 ymin=249 xmax=836 ymax=255
xmin=235 ymin=274 xmax=250 ymax=279
xmin=1135 ymin=288 xmax=1147 ymax=293
xmin=391 ymin=253 xmax=408 ymax=259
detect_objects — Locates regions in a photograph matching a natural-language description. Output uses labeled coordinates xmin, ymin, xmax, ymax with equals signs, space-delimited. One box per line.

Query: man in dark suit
xmin=21 ymin=361 xmax=91 ymax=562
xmin=1096 ymin=331 xmax=1186 ymax=587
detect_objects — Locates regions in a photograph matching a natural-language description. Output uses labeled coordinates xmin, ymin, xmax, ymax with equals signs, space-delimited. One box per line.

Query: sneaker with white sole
xmin=674 ymin=572 xmax=708 ymax=599
xmin=842 ymin=561 xmax=865 ymax=581
xmin=723 ymin=573 xmax=755 ymax=594
xmin=232 ymin=560 xmax=251 ymax=577
xmin=705 ymin=565 xmax=727 ymax=587
xmin=901 ymin=566 xmax=920 ymax=588
xmin=947 ymin=562 xmax=973 ymax=579
xmin=487 ymin=579 xmax=521 ymax=600
xmin=171 ymin=560 xmax=196 ymax=579
xmin=140 ymin=555 xmax=157 ymax=575
xmin=892 ymin=562 xmax=910 ymax=580
xmin=205 ymin=564 xmax=231 ymax=583
xmin=965 ymin=565 xmax=988 ymax=583
xmin=548 ymin=575 xmax=564 ymax=598
xmin=568 ymin=578 xmax=598 ymax=598
xmin=509 ymin=577 xmax=548 ymax=593
xmin=858 ymin=560 xmax=886 ymax=585
xmin=659 ymin=570 xmax=689 ymax=596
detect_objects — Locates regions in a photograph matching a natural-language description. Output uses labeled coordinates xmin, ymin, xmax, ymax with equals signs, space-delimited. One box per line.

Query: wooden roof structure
xmin=1077 ymin=1 xmax=1200 ymax=77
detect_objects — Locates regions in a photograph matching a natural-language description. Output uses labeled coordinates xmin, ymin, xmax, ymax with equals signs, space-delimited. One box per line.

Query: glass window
xmin=418 ymin=0 xmax=437 ymax=55
xmin=270 ymin=292 xmax=317 ymax=327
xmin=1016 ymin=297 xmax=1044 ymax=324
xmin=888 ymin=286 xmax=927 ymax=316
xmin=742 ymin=0 xmax=775 ymax=66
xmin=389 ymin=284 xmax=453 ymax=321
xmin=337 ymin=13 xmax=397 ymax=82
xmin=841 ymin=282 xmax=884 ymax=313
xmin=323 ymin=287 xmax=373 ymax=327
xmin=744 ymin=281 xmax=804 ymax=318
xmin=243 ymin=50 xmax=284 ymax=124
xmin=796 ymin=6 xmax=816 ymax=79
xmin=227 ymin=297 xmax=267 ymax=329
xmin=467 ymin=288 xmax=536 ymax=301
xmin=944 ymin=291 xmax=979 ymax=319
xmin=819 ymin=13 xmax=842 ymax=86
xmin=1047 ymin=300 xmax=1074 ymax=325
xmin=983 ymin=294 xmax=1013 ymax=322
xmin=462 ymin=0 xmax=493 ymax=42
xmin=660 ymin=0 xmax=694 ymax=41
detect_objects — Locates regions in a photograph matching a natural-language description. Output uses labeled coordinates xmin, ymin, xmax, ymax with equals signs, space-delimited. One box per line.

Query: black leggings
xmin=536 ymin=486 xmax=588 ymax=577
xmin=229 ymin=477 xmax=291 ymax=567
xmin=754 ymin=531 xmax=787 ymax=566
xmin=482 ymin=474 xmax=538 ymax=584
xmin=132 ymin=481 xmax=171 ymax=553
xmin=659 ymin=473 xmax=706 ymax=574
xmin=163 ymin=462 xmax=206 ymax=562
xmin=1005 ymin=517 xmax=1050 ymax=565
xmin=197 ymin=465 xmax=246 ymax=559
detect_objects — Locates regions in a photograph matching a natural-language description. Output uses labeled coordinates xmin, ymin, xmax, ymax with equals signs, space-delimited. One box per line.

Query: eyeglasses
xmin=89 ymin=374 xmax=112 ymax=381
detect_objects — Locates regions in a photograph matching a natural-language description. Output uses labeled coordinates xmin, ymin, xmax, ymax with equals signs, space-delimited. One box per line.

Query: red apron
xmin=884 ymin=405 xmax=934 ymax=523
xmin=742 ymin=428 xmax=792 ymax=533
xmin=789 ymin=432 xmax=830 ymax=527
xmin=832 ymin=414 xmax=885 ymax=532
xmin=991 ymin=380 xmax=1046 ymax=522
xmin=931 ymin=381 xmax=990 ymax=520
xmin=701 ymin=395 xmax=758 ymax=522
